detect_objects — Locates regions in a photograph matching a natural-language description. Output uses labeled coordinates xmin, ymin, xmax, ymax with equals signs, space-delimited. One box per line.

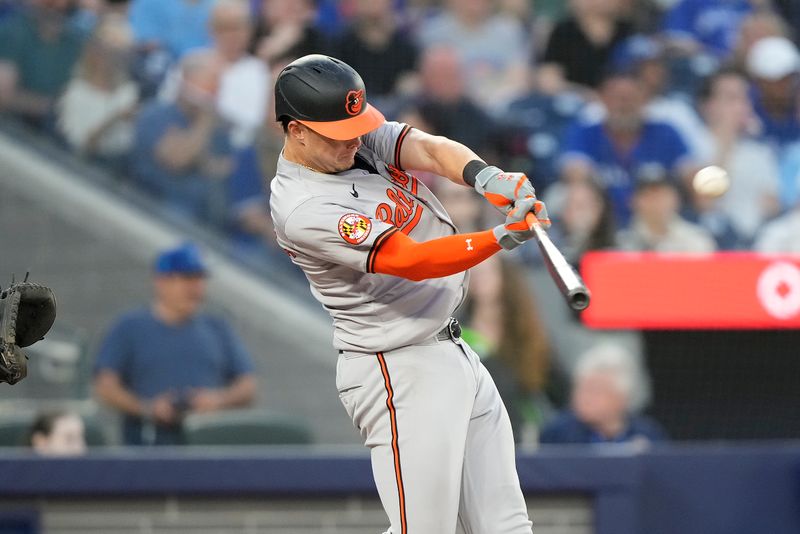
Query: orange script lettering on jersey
xmin=376 ymin=165 xmax=423 ymax=234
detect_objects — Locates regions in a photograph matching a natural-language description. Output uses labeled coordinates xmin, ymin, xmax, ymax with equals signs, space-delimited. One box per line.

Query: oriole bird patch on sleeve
xmin=338 ymin=213 xmax=372 ymax=245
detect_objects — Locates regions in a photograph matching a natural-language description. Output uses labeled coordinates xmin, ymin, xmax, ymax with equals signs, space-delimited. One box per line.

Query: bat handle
xmin=525 ymin=212 xmax=539 ymax=229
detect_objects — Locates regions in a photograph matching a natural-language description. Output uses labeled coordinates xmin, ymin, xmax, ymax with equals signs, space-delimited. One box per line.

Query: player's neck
xmin=282 ymin=144 xmax=327 ymax=174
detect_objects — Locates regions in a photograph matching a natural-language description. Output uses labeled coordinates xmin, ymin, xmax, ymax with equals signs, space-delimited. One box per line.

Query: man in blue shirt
xmin=559 ymin=71 xmax=694 ymax=227
xmin=131 ymin=51 xmax=235 ymax=224
xmin=93 ymin=243 xmax=257 ymax=445
xmin=0 ymin=0 xmax=87 ymax=127
xmin=540 ymin=343 xmax=667 ymax=445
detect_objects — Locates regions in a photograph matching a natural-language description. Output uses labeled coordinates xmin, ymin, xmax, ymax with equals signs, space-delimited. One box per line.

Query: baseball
xmin=692 ymin=165 xmax=730 ymax=197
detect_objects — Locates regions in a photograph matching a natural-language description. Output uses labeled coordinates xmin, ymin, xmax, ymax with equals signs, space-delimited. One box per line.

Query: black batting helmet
xmin=274 ymin=54 xmax=385 ymax=140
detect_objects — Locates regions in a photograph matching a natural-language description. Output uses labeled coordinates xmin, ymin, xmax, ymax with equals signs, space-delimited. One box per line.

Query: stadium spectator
xmin=57 ymin=16 xmax=138 ymax=165
xmin=458 ymin=255 xmax=551 ymax=443
xmin=205 ymin=0 xmax=268 ymax=148
xmin=332 ymin=0 xmax=418 ymax=102
xmin=660 ymin=0 xmax=759 ymax=59
xmin=416 ymin=0 xmax=530 ymax=111
xmin=26 ymin=410 xmax=87 ymax=456
xmin=559 ymin=71 xmax=694 ymax=226
xmin=731 ymin=10 xmax=790 ymax=72
xmin=548 ymin=180 xmax=617 ymax=265
xmin=400 ymin=46 xmax=496 ymax=159
xmin=539 ymin=0 xmax=633 ymax=93
xmin=251 ymin=0 xmax=324 ymax=66
xmin=93 ymin=242 xmax=257 ymax=446
xmin=131 ymin=51 xmax=234 ymax=223
xmin=617 ymin=172 xmax=716 ymax=253
xmin=0 ymin=0 xmax=88 ymax=128
xmin=754 ymin=203 xmax=800 ymax=253
xmin=502 ymin=88 xmax=585 ymax=194
xmin=128 ymin=0 xmax=216 ymax=97
xmin=746 ymin=36 xmax=800 ymax=149
xmin=539 ymin=343 xmax=667 ymax=445
xmin=612 ymin=34 xmax=707 ymax=157
xmin=694 ymin=69 xmax=779 ymax=245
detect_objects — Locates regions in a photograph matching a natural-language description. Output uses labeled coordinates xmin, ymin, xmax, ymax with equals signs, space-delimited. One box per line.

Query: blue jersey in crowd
xmin=539 ymin=410 xmax=668 ymax=445
xmin=560 ymin=120 xmax=691 ymax=226
xmin=128 ymin=0 xmax=214 ymax=60
xmin=750 ymin=84 xmax=800 ymax=150
xmin=94 ymin=307 xmax=254 ymax=445
xmin=662 ymin=0 xmax=753 ymax=57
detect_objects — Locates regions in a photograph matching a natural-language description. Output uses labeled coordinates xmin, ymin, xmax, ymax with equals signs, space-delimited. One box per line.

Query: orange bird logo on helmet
xmin=345 ymin=89 xmax=364 ymax=116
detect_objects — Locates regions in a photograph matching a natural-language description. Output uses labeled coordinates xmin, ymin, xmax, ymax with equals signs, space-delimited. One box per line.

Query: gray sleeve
xmin=283 ymin=198 xmax=398 ymax=273
xmin=361 ymin=121 xmax=412 ymax=169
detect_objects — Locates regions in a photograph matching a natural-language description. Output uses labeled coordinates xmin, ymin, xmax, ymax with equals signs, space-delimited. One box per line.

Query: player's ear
xmin=287 ymin=120 xmax=306 ymax=142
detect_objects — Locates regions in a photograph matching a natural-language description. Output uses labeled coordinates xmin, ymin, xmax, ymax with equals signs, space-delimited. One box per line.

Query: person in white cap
xmin=746 ymin=36 xmax=800 ymax=148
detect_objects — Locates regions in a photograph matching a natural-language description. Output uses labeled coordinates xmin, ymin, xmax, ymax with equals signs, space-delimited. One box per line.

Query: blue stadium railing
xmin=1 ymin=443 xmax=799 ymax=534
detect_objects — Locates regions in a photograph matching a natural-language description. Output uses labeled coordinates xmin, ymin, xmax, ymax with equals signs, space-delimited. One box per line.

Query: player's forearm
xmin=93 ymin=371 xmax=147 ymax=417
xmin=371 ymin=229 xmax=501 ymax=281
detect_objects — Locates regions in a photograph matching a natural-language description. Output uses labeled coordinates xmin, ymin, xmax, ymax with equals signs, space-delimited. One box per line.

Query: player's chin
xmin=335 ymin=154 xmax=356 ymax=172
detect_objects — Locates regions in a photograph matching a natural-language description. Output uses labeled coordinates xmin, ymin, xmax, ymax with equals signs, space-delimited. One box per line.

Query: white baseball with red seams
xmin=270 ymin=121 xmax=533 ymax=533
xmin=693 ymin=165 xmax=730 ymax=197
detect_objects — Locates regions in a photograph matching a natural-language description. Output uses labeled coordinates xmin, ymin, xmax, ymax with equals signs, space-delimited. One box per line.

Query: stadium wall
xmin=0 ymin=445 xmax=798 ymax=534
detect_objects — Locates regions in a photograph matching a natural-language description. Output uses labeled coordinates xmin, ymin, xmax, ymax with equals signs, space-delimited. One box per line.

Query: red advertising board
xmin=580 ymin=252 xmax=800 ymax=329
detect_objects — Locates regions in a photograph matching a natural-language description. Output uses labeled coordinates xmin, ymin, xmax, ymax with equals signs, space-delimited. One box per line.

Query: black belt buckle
xmin=447 ymin=318 xmax=461 ymax=341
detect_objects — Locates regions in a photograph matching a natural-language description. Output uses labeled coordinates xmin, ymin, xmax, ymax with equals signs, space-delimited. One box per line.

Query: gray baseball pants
xmin=336 ymin=335 xmax=533 ymax=534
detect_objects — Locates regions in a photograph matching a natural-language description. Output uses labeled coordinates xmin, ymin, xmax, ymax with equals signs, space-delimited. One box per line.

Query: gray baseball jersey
xmin=270 ymin=121 xmax=468 ymax=353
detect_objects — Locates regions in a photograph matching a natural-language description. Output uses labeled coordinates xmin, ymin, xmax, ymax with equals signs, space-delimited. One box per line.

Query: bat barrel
xmin=567 ymin=286 xmax=591 ymax=311
xmin=528 ymin=217 xmax=591 ymax=311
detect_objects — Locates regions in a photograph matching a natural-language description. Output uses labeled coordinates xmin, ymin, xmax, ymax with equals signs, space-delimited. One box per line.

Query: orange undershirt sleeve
xmin=369 ymin=228 xmax=502 ymax=281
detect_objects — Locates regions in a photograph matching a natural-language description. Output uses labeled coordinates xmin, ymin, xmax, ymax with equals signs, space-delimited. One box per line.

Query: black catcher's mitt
xmin=0 ymin=279 xmax=57 ymax=385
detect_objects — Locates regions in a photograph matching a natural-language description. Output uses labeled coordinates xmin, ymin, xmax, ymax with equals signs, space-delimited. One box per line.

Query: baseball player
xmin=270 ymin=55 xmax=549 ymax=534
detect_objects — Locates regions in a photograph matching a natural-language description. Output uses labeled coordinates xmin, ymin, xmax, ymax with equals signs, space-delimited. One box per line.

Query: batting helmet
xmin=274 ymin=54 xmax=385 ymax=140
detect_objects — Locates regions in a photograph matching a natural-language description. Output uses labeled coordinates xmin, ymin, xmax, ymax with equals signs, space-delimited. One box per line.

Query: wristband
xmin=462 ymin=160 xmax=489 ymax=187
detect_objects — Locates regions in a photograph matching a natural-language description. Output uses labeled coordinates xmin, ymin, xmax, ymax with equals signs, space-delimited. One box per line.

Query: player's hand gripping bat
xmin=525 ymin=213 xmax=591 ymax=311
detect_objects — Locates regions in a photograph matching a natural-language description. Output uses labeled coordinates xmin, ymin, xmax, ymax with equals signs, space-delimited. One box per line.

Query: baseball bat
xmin=525 ymin=213 xmax=591 ymax=311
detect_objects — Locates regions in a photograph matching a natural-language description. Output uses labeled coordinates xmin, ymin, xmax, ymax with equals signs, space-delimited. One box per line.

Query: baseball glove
xmin=0 ymin=278 xmax=57 ymax=385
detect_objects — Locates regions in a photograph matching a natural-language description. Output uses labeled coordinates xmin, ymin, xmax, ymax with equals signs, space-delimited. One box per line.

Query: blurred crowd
xmin=2 ymin=0 xmax=800 ymax=260
xmin=2 ymin=0 xmax=800 ymax=447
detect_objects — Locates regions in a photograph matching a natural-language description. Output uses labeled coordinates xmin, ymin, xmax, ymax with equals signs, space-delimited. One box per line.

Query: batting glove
xmin=493 ymin=196 xmax=546 ymax=250
xmin=474 ymin=166 xmax=542 ymax=216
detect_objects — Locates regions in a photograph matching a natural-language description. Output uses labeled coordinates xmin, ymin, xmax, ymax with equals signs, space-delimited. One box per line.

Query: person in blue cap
xmin=93 ymin=242 xmax=257 ymax=445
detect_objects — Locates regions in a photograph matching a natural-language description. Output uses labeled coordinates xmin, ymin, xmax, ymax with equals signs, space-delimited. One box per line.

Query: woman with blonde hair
xmin=57 ymin=15 xmax=139 ymax=165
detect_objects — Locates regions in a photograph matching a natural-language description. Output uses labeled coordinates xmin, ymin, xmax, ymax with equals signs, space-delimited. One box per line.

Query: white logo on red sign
xmin=756 ymin=262 xmax=800 ymax=320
